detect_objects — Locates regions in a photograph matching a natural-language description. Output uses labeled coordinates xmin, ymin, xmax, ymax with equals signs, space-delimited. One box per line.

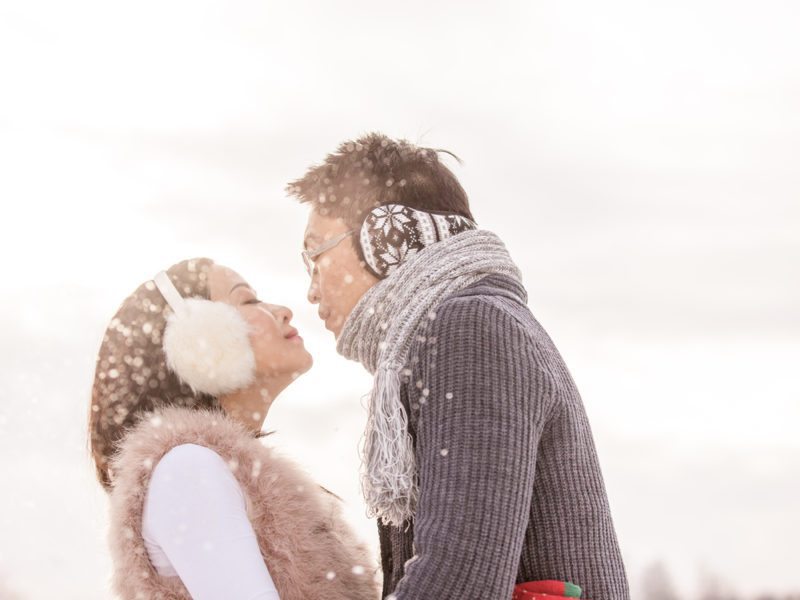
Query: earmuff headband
xmin=153 ymin=271 xmax=187 ymax=315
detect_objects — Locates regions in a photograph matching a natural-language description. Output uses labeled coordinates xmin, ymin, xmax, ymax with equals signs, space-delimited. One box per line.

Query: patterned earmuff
xmin=152 ymin=271 xmax=256 ymax=396
xmin=358 ymin=204 xmax=477 ymax=279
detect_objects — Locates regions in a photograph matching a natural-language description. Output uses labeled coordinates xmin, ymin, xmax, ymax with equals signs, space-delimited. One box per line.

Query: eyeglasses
xmin=301 ymin=229 xmax=357 ymax=277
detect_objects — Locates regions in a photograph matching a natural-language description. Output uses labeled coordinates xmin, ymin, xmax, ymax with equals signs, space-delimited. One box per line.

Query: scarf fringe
xmin=361 ymin=364 xmax=419 ymax=526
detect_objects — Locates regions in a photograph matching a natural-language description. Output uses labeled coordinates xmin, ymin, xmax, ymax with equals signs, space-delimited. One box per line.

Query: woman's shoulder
xmin=149 ymin=443 xmax=241 ymax=494
xmin=144 ymin=443 xmax=246 ymax=536
xmin=155 ymin=442 xmax=228 ymax=472
xmin=112 ymin=407 xmax=252 ymax=477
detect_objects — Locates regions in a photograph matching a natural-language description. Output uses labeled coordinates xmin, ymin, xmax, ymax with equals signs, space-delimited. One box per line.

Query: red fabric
xmin=513 ymin=580 xmax=582 ymax=600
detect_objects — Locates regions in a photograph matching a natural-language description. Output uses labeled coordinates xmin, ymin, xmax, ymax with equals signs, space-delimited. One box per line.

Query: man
xmin=287 ymin=133 xmax=629 ymax=600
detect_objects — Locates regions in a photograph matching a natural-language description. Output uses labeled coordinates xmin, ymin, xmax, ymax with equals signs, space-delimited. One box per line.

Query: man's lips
xmin=284 ymin=327 xmax=299 ymax=340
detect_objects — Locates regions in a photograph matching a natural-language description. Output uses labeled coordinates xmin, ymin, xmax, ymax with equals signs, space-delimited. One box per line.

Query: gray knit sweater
xmin=377 ymin=274 xmax=629 ymax=600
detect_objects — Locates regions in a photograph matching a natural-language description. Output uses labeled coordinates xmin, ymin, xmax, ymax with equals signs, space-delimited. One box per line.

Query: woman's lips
xmin=285 ymin=328 xmax=302 ymax=342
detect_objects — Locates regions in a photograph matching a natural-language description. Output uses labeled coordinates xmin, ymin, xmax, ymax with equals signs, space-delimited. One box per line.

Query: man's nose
xmin=307 ymin=278 xmax=320 ymax=305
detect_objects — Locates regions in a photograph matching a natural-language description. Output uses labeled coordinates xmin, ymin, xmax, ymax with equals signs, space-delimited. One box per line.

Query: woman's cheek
xmin=248 ymin=313 xmax=284 ymax=349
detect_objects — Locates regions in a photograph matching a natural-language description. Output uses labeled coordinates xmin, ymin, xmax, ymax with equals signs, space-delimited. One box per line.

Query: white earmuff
xmin=153 ymin=271 xmax=256 ymax=396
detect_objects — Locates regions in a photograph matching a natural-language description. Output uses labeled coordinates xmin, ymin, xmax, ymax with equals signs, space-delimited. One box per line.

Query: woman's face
xmin=208 ymin=263 xmax=313 ymax=380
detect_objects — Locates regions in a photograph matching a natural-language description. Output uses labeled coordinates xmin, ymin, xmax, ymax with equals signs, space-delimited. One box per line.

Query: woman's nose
xmin=274 ymin=305 xmax=293 ymax=325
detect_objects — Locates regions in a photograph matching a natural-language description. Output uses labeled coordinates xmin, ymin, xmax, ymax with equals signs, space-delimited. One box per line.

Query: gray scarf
xmin=336 ymin=229 xmax=523 ymax=526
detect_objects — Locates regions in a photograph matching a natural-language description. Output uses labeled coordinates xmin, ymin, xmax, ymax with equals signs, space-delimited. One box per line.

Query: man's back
xmin=379 ymin=273 xmax=629 ymax=599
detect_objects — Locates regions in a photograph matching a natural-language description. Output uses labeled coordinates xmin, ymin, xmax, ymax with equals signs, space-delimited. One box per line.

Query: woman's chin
xmin=301 ymin=351 xmax=314 ymax=373
xmin=293 ymin=350 xmax=314 ymax=377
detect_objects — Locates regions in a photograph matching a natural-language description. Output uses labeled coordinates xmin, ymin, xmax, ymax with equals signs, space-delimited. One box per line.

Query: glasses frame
xmin=302 ymin=228 xmax=357 ymax=276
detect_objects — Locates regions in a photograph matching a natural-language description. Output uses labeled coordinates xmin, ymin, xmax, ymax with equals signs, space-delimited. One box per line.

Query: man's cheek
xmin=324 ymin=280 xmax=345 ymax=302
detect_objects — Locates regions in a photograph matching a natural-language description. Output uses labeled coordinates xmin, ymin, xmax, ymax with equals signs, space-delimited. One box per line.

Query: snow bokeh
xmin=1 ymin=1 xmax=799 ymax=598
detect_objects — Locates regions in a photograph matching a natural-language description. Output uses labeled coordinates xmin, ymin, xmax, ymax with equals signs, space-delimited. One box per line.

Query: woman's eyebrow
xmin=229 ymin=282 xmax=256 ymax=295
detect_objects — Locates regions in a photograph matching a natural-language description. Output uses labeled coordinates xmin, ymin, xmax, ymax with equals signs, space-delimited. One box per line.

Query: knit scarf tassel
xmin=362 ymin=362 xmax=419 ymax=527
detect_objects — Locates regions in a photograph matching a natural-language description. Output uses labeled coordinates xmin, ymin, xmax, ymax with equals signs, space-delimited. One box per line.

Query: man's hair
xmin=286 ymin=132 xmax=474 ymax=229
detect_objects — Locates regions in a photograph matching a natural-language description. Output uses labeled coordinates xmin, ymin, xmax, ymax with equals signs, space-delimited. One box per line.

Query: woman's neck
xmin=218 ymin=375 xmax=290 ymax=434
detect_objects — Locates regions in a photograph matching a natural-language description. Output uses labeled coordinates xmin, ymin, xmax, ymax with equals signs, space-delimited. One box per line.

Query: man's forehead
xmin=304 ymin=213 xmax=348 ymax=244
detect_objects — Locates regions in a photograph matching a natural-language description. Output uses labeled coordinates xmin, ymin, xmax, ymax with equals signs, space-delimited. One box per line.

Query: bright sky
xmin=1 ymin=1 xmax=798 ymax=598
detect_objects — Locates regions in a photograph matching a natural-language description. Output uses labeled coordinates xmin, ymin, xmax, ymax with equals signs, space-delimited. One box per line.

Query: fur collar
xmin=107 ymin=406 xmax=379 ymax=599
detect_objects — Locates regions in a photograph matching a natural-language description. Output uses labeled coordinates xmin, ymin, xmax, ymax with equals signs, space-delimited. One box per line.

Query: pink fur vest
xmin=107 ymin=406 xmax=380 ymax=600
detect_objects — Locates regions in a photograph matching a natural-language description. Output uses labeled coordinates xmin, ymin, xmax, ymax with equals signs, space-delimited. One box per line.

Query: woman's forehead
xmin=208 ymin=264 xmax=250 ymax=299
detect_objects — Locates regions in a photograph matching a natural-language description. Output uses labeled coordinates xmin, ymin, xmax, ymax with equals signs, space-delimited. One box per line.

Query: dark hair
xmin=286 ymin=132 xmax=475 ymax=230
xmin=87 ymin=258 xmax=222 ymax=491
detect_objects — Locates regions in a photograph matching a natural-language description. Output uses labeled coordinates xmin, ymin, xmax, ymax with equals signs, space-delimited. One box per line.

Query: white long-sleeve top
xmin=142 ymin=443 xmax=281 ymax=600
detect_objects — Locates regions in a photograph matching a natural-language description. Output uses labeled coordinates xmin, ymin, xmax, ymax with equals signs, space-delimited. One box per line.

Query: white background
xmin=0 ymin=1 xmax=798 ymax=598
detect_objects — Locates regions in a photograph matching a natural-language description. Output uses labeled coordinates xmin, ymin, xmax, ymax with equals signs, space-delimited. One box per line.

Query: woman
xmin=88 ymin=257 xmax=379 ymax=600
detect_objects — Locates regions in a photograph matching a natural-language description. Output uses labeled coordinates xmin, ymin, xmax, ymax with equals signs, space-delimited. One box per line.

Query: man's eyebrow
xmin=229 ymin=282 xmax=255 ymax=295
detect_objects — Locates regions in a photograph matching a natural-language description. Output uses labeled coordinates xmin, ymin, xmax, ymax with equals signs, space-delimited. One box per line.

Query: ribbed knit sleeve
xmin=391 ymin=295 xmax=554 ymax=600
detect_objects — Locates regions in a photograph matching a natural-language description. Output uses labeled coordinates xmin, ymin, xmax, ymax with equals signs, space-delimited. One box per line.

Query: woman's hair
xmin=88 ymin=258 xmax=220 ymax=491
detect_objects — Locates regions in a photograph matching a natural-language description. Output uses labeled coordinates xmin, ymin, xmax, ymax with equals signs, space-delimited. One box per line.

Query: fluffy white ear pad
xmin=162 ymin=298 xmax=256 ymax=396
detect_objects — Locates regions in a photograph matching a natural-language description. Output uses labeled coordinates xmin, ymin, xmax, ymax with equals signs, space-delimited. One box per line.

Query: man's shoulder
xmin=444 ymin=273 xmax=527 ymax=303
xmin=432 ymin=274 xmax=532 ymax=331
xmin=419 ymin=274 xmax=562 ymax=365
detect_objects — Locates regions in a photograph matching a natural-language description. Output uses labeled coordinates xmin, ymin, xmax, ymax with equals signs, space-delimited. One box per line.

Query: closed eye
xmin=242 ymin=299 xmax=262 ymax=305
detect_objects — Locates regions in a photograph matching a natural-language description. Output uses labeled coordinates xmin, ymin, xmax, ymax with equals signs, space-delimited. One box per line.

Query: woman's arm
xmin=142 ymin=443 xmax=281 ymax=600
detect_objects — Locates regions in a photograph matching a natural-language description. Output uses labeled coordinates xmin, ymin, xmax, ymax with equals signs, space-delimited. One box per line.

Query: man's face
xmin=303 ymin=210 xmax=379 ymax=338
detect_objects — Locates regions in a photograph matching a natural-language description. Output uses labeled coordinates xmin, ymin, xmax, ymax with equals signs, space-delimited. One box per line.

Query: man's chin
xmin=325 ymin=317 xmax=344 ymax=339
